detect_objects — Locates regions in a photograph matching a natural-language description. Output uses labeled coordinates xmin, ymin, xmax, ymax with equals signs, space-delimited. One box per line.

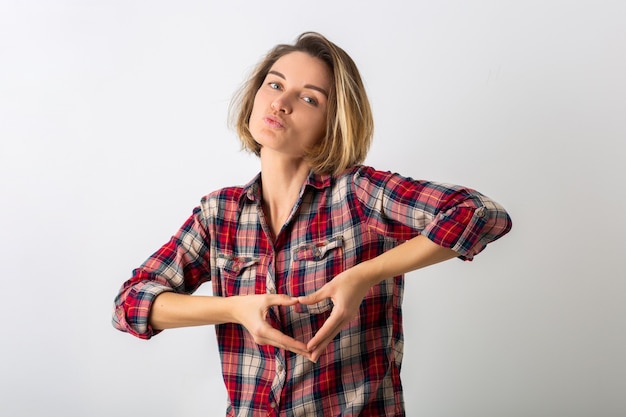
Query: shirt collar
xmin=241 ymin=170 xmax=332 ymax=205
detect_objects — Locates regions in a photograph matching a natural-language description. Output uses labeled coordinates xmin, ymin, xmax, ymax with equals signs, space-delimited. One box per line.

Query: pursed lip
xmin=263 ymin=115 xmax=285 ymax=129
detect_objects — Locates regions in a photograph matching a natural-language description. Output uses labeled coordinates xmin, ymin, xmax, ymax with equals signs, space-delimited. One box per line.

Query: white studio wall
xmin=1 ymin=1 xmax=624 ymax=416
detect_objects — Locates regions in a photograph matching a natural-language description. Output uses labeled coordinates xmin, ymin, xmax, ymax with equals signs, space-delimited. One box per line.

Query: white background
xmin=1 ymin=1 xmax=625 ymax=416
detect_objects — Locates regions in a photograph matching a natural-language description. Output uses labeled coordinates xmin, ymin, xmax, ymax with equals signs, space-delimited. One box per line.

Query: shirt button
xmin=267 ymin=287 xmax=276 ymax=294
xmin=270 ymin=401 xmax=277 ymax=408
xmin=475 ymin=207 xmax=486 ymax=218
xmin=277 ymin=364 xmax=284 ymax=372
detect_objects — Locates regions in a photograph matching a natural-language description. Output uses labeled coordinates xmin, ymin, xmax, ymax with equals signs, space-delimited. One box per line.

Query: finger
xmin=262 ymin=326 xmax=312 ymax=358
xmin=310 ymin=342 xmax=331 ymax=363
xmin=309 ymin=316 xmax=349 ymax=363
xmin=307 ymin=312 xmax=347 ymax=357
xmin=307 ymin=308 xmax=344 ymax=349
xmin=309 ymin=331 xmax=339 ymax=363
xmin=266 ymin=294 xmax=300 ymax=307
xmin=297 ymin=287 xmax=328 ymax=305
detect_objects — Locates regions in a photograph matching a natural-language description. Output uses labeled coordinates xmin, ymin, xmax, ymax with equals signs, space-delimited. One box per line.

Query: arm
xmin=356 ymin=167 xmax=513 ymax=261
xmin=112 ymin=206 xmax=311 ymax=356
xmin=112 ymin=208 xmax=212 ymax=339
xmin=300 ymin=167 xmax=513 ymax=362
xmin=150 ymin=292 xmax=312 ymax=358
xmin=149 ymin=292 xmax=239 ymax=329
xmin=299 ymin=235 xmax=457 ymax=362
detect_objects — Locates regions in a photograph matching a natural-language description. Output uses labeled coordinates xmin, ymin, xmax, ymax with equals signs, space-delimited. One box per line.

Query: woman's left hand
xmin=297 ymin=265 xmax=375 ymax=363
xmin=298 ymin=236 xmax=459 ymax=362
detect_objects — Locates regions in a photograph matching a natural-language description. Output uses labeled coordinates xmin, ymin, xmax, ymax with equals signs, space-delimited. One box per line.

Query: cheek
xmin=248 ymin=95 xmax=264 ymax=134
xmin=311 ymin=113 xmax=327 ymax=139
xmin=250 ymin=93 xmax=262 ymax=119
xmin=250 ymin=86 xmax=268 ymax=115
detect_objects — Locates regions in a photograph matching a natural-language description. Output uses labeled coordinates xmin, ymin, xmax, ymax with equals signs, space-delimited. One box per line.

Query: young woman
xmin=113 ymin=32 xmax=512 ymax=416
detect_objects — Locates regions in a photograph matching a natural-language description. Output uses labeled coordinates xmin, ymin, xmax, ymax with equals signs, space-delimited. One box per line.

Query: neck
xmin=259 ymin=152 xmax=311 ymax=237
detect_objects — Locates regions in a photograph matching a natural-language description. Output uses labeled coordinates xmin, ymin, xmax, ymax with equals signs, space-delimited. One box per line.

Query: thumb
xmin=267 ymin=293 xmax=300 ymax=306
xmin=298 ymin=288 xmax=328 ymax=305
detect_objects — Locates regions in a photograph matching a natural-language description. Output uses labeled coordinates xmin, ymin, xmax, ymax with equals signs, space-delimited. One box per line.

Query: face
xmin=249 ymin=51 xmax=331 ymax=160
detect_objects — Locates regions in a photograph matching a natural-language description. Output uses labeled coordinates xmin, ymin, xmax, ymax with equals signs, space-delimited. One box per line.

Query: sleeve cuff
xmin=112 ymin=282 xmax=172 ymax=339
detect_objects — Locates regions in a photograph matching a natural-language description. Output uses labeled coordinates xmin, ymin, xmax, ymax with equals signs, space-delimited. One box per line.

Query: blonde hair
xmin=229 ymin=32 xmax=373 ymax=175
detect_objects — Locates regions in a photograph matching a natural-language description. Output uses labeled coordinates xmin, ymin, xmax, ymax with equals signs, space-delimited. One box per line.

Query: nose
xmin=271 ymin=93 xmax=292 ymax=114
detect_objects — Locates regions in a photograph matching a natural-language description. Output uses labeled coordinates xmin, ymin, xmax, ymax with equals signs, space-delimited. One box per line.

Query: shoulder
xmin=202 ymin=185 xmax=247 ymax=203
xmin=201 ymin=173 xmax=260 ymax=209
xmin=334 ymin=165 xmax=397 ymax=192
xmin=198 ymin=185 xmax=249 ymax=222
xmin=200 ymin=186 xmax=245 ymax=208
xmin=322 ymin=166 xmax=400 ymax=212
xmin=332 ymin=165 xmax=392 ymax=182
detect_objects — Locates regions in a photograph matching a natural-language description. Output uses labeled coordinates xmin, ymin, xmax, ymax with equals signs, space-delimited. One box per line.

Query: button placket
xmin=268 ymin=352 xmax=286 ymax=413
xmin=266 ymin=257 xmax=277 ymax=294
xmin=275 ymin=354 xmax=286 ymax=377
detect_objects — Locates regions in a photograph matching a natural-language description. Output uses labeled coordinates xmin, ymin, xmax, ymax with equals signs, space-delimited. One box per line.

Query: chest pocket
xmin=290 ymin=236 xmax=344 ymax=314
xmin=216 ymin=254 xmax=260 ymax=296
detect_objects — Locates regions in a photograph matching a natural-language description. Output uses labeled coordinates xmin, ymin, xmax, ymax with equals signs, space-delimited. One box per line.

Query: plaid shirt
xmin=113 ymin=165 xmax=511 ymax=416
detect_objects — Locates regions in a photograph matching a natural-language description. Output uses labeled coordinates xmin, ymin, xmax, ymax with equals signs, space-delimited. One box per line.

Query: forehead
xmin=269 ymin=51 xmax=332 ymax=90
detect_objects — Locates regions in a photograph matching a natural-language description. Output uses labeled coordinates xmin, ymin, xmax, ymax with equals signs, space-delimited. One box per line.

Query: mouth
xmin=263 ymin=115 xmax=284 ymax=129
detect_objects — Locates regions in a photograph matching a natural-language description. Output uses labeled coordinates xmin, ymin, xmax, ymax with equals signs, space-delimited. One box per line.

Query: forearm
xmin=357 ymin=235 xmax=458 ymax=286
xmin=149 ymin=292 xmax=237 ymax=330
xmin=149 ymin=291 xmax=309 ymax=357
xmin=300 ymin=234 xmax=458 ymax=361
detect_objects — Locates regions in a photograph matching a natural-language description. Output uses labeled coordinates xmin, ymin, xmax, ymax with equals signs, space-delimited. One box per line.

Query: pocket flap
xmin=293 ymin=236 xmax=344 ymax=261
xmin=216 ymin=254 xmax=259 ymax=276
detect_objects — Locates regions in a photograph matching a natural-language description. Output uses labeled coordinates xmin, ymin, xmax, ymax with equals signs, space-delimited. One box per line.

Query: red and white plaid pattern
xmin=113 ymin=165 xmax=512 ymax=416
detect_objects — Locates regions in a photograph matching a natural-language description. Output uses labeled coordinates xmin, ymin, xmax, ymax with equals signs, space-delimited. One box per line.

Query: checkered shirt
xmin=113 ymin=165 xmax=512 ymax=416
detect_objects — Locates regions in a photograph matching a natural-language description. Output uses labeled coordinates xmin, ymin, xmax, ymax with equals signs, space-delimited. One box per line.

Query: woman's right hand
xmin=150 ymin=292 xmax=312 ymax=359
xmin=230 ymin=294 xmax=312 ymax=359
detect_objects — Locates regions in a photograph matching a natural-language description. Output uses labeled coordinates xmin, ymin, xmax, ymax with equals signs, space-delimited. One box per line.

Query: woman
xmin=113 ymin=32 xmax=512 ymax=416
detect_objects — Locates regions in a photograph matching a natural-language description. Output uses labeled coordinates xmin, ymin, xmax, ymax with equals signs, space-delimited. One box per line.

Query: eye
xmin=302 ymin=96 xmax=318 ymax=105
xmin=268 ymin=82 xmax=281 ymax=90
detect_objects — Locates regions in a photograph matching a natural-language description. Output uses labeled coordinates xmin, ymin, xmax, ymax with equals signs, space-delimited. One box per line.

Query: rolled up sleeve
xmin=112 ymin=278 xmax=172 ymax=339
xmin=112 ymin=206 xmax=212 ymax=339
xmin=354 ymin=166 xmax=512 ymax=261
xmin=419 ymin=192 xmax=512 ymax=260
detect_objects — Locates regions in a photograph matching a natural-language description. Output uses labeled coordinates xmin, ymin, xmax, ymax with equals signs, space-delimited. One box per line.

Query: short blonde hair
xmin=229 ymin=32 xmax=373 ymax=176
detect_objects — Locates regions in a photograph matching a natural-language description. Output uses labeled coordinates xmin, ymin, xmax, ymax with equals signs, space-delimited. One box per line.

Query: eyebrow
xmin=267 ymin=70 xmax=329 ymax=97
